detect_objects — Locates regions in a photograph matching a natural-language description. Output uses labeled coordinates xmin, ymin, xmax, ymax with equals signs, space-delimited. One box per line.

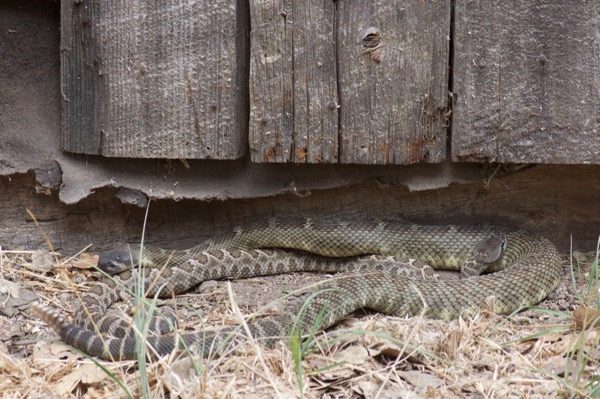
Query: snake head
xmin=471 ymin=234 xmax=508 ymax=264
xmin=97 ymin=244 xmax=138 ymax=274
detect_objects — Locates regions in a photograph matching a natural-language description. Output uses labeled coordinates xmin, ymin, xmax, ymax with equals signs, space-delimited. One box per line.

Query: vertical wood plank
xmin=249 ymin=0 xmax=338 ymax=163
xmin=61 ymin=0 xmax=249 ymax=159
xmin=60 ymin=0 xmax=103 ymax=154
xmin=453 ymin=1 xmax=600 ymax=163
xmin=337 ymin=1 xmax=450 ymax=164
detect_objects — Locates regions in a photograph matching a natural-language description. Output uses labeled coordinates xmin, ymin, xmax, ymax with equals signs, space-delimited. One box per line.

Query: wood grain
xmin=249 ymin=0 xmax=450 ymax=164
xmin=453 ymin=0 xmax=600 ymax=163
xmin=61 ymin=0 xmax=249 ymax=159
xmin=336 ymin=0 xmax=450 ymax=164
xmin=249 ymin=0 xmax=338 ymax=163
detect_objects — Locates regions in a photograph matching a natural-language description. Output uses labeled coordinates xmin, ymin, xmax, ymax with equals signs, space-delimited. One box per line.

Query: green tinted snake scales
xmin=31 ymin=217 xmax=561 ymax=361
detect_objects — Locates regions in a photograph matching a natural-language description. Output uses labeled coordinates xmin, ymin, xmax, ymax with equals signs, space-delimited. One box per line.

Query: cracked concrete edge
xmin=16 ymin=153 xmax=485 ymax=205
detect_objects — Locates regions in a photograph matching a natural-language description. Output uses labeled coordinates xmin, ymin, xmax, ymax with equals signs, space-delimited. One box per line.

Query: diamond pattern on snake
xmin=31 ymin=217 xmax=561 ymax=361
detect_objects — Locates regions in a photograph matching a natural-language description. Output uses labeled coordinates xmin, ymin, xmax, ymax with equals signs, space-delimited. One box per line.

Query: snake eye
xmin=99 ymin=259 xmax=127 ymax=274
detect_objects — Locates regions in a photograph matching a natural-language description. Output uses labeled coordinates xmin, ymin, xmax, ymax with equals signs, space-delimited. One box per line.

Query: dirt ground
xmin=1 ymin=247 xmax=599 ymax=398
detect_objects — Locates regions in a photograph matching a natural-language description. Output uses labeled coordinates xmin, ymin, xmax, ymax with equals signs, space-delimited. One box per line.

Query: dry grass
xmin=1 ymin=246 xmax=599 ymax=398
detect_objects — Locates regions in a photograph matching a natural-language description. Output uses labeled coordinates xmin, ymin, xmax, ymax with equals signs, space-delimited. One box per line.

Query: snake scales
xmin=31 ymin=217 xmax=561 ymax=361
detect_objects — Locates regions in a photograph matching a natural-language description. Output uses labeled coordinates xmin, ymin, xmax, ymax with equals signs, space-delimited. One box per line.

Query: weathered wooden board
xmin=61 ymin=0 xmax=249 ymax=159
xmin=453 ymin=1 xmax=600 ymax=163
xmin=249 ymin=0 xmax=450 ymax=164
xmin=249 ymin=0 xmax=338 ymax=163
xmin=337 ymin=1 xmax=450 ymax=164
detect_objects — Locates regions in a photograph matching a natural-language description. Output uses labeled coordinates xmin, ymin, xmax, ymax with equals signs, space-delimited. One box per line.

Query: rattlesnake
xmin=31 ymin=217 xmax=561 ymax=361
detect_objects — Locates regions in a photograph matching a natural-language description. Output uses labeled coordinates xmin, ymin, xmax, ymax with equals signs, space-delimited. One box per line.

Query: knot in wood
xmin=362 ymin=27 xmax=381 ymax=48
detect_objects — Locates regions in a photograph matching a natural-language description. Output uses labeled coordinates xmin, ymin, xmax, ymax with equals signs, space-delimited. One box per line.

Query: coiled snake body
xmin=31 ymin=217 xmax=561 ymax=361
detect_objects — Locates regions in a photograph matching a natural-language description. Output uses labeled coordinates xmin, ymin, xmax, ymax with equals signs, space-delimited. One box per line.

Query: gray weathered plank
xmin=453 ymin=1 xmax=600 ymax=163
xmin=337 ymin=1 xmax=450 ymax=164
xmin=249 ymin=0 xmax=338 ymax=163
xmin=61 ymin=0 xmax=249 ymax=159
